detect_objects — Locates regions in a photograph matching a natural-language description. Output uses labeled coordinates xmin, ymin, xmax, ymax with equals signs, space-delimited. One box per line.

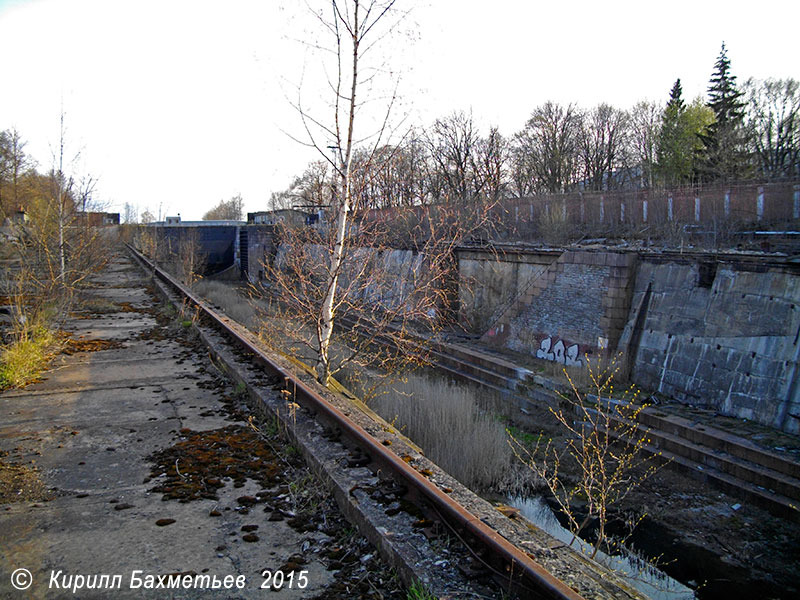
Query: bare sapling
xmin=259 ymin=190 xmax=501 ymax=392
xmin=178 ymin=228 xmax=203 ymax=287
xmin=259 ymin=0 xmax=505 ymax=391
xmin=509 ymin=356 xmax=663 ymax=559
xmin=0 ymin=119 xmax=109 ymax=388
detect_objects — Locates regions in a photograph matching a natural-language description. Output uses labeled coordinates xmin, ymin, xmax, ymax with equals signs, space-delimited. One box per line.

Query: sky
xmin=0 ymin=0 xmax=798 ymax=220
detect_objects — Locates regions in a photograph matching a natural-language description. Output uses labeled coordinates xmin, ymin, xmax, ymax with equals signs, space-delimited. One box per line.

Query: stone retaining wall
xmin=628 ymin=255 xmax=800 ymax=434
xmin=475 ymin=249 xmax=637 ymax=367
xmin=467 ymin=245 xmax=800 ymax=434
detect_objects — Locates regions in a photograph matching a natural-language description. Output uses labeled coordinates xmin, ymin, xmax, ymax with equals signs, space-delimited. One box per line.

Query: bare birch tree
xmin=280 ymin=0 xmax=408 ymax=385
xmin=262 ymin=2 xmax=505 ymax=389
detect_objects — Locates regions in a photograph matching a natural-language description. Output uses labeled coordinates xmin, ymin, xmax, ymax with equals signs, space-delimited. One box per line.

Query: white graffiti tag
xmin=536 ymin=337 xmax=582 ymax=367
xmin=536 ymin=337 xmax=554 ymax=361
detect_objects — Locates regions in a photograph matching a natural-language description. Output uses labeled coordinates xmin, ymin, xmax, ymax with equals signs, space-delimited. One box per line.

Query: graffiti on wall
xmin=535 ymin=336 xmax=583 ymax=367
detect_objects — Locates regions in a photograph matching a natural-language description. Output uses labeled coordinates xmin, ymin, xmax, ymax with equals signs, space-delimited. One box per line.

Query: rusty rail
xmin=127 ymin=244 xmax=584 ymax=600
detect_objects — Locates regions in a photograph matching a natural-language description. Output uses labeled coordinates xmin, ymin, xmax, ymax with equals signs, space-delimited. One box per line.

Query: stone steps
xmin=642 ymin=439 xmax=800 ymax=521
xmin=638 ymin=410 xmax=800 ymax=480
xmin=338 ymin=314 xmax=800 ymax=520
xmin=417 ymin=337 xmax=800 ymax=521
xmin=427 ymin=346 xmax=520 ymax=391
xmin=586 ymin=406 xmax=800 ymax=519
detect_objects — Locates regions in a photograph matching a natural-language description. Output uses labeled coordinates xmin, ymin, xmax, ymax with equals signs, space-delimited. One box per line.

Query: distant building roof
xmin=247 ymin=209 xmax=313 ymax=225
xmin=149 ymin=219 xmax=246 ymax=227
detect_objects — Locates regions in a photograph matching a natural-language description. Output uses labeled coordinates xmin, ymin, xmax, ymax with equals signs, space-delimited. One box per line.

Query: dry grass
xmin=0 ymin=326 xmax=59 ymax=389
xmin=191 ymin=280 xmax=345 ymax=373
xmin=192 ymin=279 xmax=259 ymax=330
xmin=0 ymin=263 xmax=65 ymax=390
xmin=360 ymin=372 xmax=532 ymax=493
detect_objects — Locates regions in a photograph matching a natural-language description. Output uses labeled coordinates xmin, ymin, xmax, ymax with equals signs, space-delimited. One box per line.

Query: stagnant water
xmin=507 ymin=495 xmax=695 ymax=600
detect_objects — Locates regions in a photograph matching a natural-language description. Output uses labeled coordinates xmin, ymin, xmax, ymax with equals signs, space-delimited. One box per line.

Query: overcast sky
xmin=0 ymin=0 xmax=798 ymax=220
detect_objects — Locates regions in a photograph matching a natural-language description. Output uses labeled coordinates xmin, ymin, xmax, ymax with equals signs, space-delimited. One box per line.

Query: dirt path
xmin=0 ymin=252 xmax=402 ymax=599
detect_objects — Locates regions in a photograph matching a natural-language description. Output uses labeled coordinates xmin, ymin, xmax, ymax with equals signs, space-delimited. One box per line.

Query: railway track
xmin=127 ymin=245 xmax=636 ymax=600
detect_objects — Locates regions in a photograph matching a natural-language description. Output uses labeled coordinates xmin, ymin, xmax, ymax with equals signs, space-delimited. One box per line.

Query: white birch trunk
xmin=315 ymin=0 xmax=361 ymax=386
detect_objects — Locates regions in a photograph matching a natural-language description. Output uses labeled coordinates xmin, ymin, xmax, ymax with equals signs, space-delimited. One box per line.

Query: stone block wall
xmin=478 ymin=249 xmax=637 ymax=367
xmin=237 ymin=228 xmax=800 ymax=434
xmin=457 ymin=249 xmax=558 ymax=333
xmin=629 ymin=255 xmax=800 ymax=434
xmin=265 ymin=239 xmax=431 ymax=317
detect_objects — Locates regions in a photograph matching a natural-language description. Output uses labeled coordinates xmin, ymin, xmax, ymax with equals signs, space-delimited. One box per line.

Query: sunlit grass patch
xmin=0 ymin=327 xmax=59 ymax=389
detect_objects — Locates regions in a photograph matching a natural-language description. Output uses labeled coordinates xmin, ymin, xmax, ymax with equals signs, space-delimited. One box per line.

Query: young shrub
xmin=509 ymin=357 xmax=663 ymax=558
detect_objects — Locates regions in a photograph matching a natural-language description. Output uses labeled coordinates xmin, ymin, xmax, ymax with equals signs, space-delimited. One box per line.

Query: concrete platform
xmin=0 ymin=253 xmax=336 ymax=599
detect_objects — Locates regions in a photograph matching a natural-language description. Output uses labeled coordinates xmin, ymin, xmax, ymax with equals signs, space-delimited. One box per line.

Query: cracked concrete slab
xmin=0 ymin=254 xmax=341 ymax=599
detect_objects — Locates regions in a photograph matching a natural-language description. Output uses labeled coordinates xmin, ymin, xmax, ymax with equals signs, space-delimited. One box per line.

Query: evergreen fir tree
xmin=707 ymin=43 xmax=745 ymax=126
xmin=668 ymin=78 xmax=685 ymax=112
xmin=698 ymin=43 xmax=751 ymax=181
xmin=657 ymin=79 xmax=691 ymax=186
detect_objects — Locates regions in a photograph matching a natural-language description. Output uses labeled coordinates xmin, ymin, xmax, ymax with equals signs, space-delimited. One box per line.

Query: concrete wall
xmin=628 ymin=255 xmax=800 ymax=434
xmin=348 ymin=247 xmax=428 ymax=313
xmin=151 ymin=224 xmax=274 ymax=279
xmin=267 ymin=240 xmax=432 ymax=317
xmin=457 ymin=249 xmax=558 ymax=333
xmin=240 ymin=225 xmax=276 ymax=281
xmin=157 ymin=225 xmax=237 ymax=274
xmin=158 ymin=222 xmax=800 ymax=434
xmin=475 ymin=249 xmax=636 ymax=367
xmin=465 ymin=246 xmax=800 ymax=433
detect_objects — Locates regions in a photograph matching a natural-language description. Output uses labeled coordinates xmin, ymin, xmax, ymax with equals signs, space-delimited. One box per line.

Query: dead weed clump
xmin=193 ymin=280 xmax=258 ymax=330
xmin=61 ymin=337 xmax=125 ymax=355
xmin=368 ymin=373 xmax=529 ymax=493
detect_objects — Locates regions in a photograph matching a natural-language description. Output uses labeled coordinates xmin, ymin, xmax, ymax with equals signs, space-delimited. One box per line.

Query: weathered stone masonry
xmin=153 ymin=223 xmax=800 ymax=434
xmin=456 ymin=248 xmax=558 ymax=334
xmin=466 ymin=246 xmax=800 ymax=435
xmin=473 ymin=249 xmax=637 ymax=368
xmin=626 ymin=254 xmax=800 ymax=434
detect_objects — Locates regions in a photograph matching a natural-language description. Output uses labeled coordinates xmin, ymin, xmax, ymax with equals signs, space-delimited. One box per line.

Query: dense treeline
xmin=270 ymin=44 xmax=799 ymax=213
xmin=0 ymin=128 xmax=96 ymax=225
xmin=202 ymin=194 xmax=244 ymax=221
